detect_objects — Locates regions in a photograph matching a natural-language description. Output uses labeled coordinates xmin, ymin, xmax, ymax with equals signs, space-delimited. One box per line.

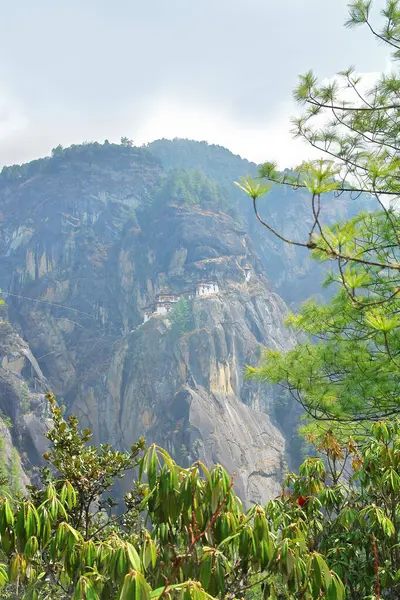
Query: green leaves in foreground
xmin=7 ymin=403 xmax=400 ymax=598
xmin=247 ymin=206 xmax=400 ymax=429
xmin=0 ymin=412 xmax=350 ymax=600
xmin=234 ymin=175 xmax=271 ymax=200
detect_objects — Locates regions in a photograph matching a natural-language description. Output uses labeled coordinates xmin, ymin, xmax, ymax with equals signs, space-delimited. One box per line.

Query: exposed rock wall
xmin=0 ymin=318 xmax=49 ymax=486
xmin=0 ymin=143 xmax=300 ymax=504
xmin=148 ymin=138 xmax=372 ymax=308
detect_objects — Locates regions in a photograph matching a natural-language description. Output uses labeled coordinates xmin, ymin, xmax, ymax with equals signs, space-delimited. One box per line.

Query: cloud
xmin=0 ymin=0 xmax=391 ymax=167
xmin=0 ymin=88 xmax=28 ymax=141
xmin=135 ymin=95 xmax=317 ymax=167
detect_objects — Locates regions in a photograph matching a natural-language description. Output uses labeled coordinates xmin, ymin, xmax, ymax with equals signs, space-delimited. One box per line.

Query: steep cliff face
xmin=0 ymin=317 xmax=49 ymax=487
xmin=68 ymin=204 xmax=294 ymax=504
xmin=0 ymin=141 xmax=299 ymax=504
xmin=0 ymin=144 xmax=162 ymax=396
xmin=148 ymin=138 xmax=371 ymax=307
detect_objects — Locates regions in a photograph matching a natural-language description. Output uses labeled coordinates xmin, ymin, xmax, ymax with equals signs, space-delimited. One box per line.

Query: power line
xmin=3 ymin=291 xmax=96 ymax=320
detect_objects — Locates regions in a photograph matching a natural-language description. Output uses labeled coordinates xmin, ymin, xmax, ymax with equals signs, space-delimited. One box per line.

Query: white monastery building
xmin=195 ymin=281 xmax=219 ymax=297
xmin=143 ymin=280 xmax=219 ymax=323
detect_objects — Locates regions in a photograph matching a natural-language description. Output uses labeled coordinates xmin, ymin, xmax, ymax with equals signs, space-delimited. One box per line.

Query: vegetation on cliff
xmin=0 ymin=439 xmax=21 ymax=499
xmin=148 ymin=139 xmax=257 ymax=185
xmin=168 ymin=298 xmax=193 ymax=338
xmin=154 ymin=169 xmax=231 ymax=214
xmin=0 ymin=141 xmax=160 ymax=187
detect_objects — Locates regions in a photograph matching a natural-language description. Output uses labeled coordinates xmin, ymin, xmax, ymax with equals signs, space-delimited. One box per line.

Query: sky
xmin=0 ymin=0 xmax=391 ymax=169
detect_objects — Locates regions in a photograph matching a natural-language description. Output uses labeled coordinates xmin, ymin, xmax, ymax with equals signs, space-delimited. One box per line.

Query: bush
xmin=0 ymin=393 xmax=347 ymax=599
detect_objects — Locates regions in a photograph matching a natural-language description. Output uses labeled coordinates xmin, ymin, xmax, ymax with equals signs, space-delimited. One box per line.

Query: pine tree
xmin=237 ymin=0 xmax=400 ymax=432
xmin=169 ymin=297 xmax=190 ymax=337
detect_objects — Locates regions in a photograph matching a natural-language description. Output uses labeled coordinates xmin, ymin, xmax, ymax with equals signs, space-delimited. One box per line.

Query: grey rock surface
xmin=0 ymin=143 xmax=301 ymax=503
xmin=0 ymin=319 xmax=50 ymax=485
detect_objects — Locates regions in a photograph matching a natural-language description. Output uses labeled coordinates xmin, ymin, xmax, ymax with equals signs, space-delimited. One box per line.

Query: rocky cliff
xmin=0 ymin=141 xmax=300 ymax=504
xmin=0 ymin=316 xmax=49 ymax=488
xmin=148 ymin=138 xmax=371 ymax=307
xmin=70 ymin=204 xmax=295 ymax=503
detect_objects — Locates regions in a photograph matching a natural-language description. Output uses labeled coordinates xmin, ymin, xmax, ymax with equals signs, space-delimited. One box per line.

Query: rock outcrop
xmin=0 ymin=317 xmax=49 ymax=487
xmin=71 ymin=205 xmax=294 ymax=504
xmin=0 ymin=142 xmax=300 ymax=504
xmin=148 ymin=138 xmax=371 ymax=307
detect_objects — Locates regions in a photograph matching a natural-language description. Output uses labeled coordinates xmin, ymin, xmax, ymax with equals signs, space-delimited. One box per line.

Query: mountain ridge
xmin=0 ymin=138 xmax=363 ymax=501
xmin=0 ymin=140 xmax=299 ymax=503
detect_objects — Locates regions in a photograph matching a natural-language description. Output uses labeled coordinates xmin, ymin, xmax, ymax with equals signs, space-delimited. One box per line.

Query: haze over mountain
xmin=0 ymin=1 xmax=389 ymax=168
xmin=0 ymin=138 xmax=366 ymax=503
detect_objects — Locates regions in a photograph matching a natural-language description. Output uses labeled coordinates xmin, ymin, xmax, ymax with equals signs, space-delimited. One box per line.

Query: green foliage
xmin=8 ymin=409 xmax=400 ymax=599
xmin=148 ymin=139 xmax=260 ymax=225
xmin=247 ymin=212 xmax=400 ymax=427
xmin=121 ymin=137 xmax=134 ymax=147
xmin=147 ymin=138 xmax=258 ymax=189
xmin=0 ymin=398 xmax=347 ymax=600
xmin=155 ymin=169 xmax=231 ymax=213
xmin=0 ymin=413 xmax=12 ymax=431
xmin=274 ymin=421 xmax=400 ymax=599
xmin=0 ymin=438 xmax=9 ymax=493
xmin=51 ymin=144 xmax=64 ymax=157
xmin=168 ymin=298 xmax=192 ymax=337
xmin=234 ymin=175 xmax=271 ymax=200
xmin=0 ymin=438 xmax=22 ymax=499
xmin=239 ymin=0 xmax=400 ymax=431
xmin=178 ymin=445 xmax=189 ymax=462
xmin=38 ymin=393 xmax=145 ymax=538
xmin=20 ymin=384 xmax=30 ymax=415
xmin=238 ymin=11 xmax=400 ymax=598
xmin=0 ymin=141 xmax=160 ymax=189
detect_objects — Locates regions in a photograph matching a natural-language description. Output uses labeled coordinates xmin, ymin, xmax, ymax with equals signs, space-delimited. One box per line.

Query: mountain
xmin=148 ymin=138 xmax=370 ymax=307
xmin=0 ymin=138 xmax=361 ymax=503
xmin=0 ymin=141 xmax=298 ymax=504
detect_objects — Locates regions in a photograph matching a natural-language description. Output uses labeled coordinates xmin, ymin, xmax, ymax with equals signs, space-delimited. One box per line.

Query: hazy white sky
xmin=0 ymin=0 xmax=390 ymax=168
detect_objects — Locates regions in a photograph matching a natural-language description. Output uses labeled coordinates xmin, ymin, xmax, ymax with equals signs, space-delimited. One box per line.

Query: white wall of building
xmin=155 ymin=304 xmax=170 ymax=316
xmin=196 ymin=282 xmax=219 ymax=297
xmin=157 ymin=295 xmax=179 ymax=304
xmin=144 ymin=282 xmax=219 ymax=323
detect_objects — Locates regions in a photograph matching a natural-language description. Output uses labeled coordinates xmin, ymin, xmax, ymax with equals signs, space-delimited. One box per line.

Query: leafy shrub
xmin=0 ymin=394 xmax=348 ymax=599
